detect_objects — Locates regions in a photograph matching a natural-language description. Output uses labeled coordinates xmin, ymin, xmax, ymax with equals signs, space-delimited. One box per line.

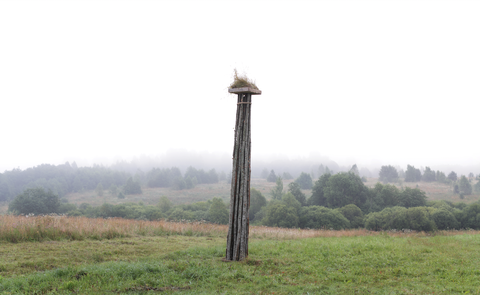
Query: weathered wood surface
xmin=228 ymin=87 xmax=262 ymax=95
xmin=225 ymin=93 xmax=253 ymax=261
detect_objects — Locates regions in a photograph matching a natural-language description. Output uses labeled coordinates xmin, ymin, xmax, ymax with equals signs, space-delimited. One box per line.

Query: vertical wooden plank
xmin=226 ymin=90 xmax=257 ymax=261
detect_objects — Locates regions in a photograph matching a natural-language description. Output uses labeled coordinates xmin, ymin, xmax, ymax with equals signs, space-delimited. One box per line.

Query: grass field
xmin=2 ymin=216 xmax=480 ymax=294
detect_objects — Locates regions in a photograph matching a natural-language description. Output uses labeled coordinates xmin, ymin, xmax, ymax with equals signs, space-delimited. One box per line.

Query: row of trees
xmin=379 ymin=165 xmax=479 ymax=196
xmin=250 ymin=172 xmax=480 ymax=231
xmin=0 ymin=163 xmax=227 ymax=203
xmin=0 ymin=163 xmax=131 ymax=202
xmin=8 ymin=178 xmax=480 ymax=232
xmin=8 ymin=187 xmax=229 ymax=224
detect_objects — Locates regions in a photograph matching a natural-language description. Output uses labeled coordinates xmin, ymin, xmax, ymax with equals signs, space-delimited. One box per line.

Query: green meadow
xmin=1 ymin=216 xmax=480 ymax=294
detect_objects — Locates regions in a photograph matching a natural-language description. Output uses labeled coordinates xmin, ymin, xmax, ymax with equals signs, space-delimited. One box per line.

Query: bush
xmin=365 ymin=207 xmax=407 ymax=231
xmin=9 ymin=188 xmax=61 ymax=215
xmin=298 ymin=206 xmax=350 ymax=230
xmin=462 ymin=203 xmax=480 ymax=229
xmin=168 ymin=208 xmax=195 ymax=221
xmin=432 ymin=209 xmax=460 ymax=230
xmin=287 ymin=182 xmax=306 ymax=206
xmin=263 ymin=202 xmax=299 ymax=228
xmin=365 ymin=206 xmax=435 ymax=231
xmin=249 ymin=188 xmax=267 ymax=221
xmin=398 ymin=187 xmax=427 ymax=208
xmin=157 ymin=196 xmax=172 ymax=213
xmin=337 ymin=204 xmax=364 ymax=228
xmin=282 ymin=192 xmax=301 ymax=215
xmin=308 ymin=174 xmax=331 ymax=206
xmin=323 ymin=172 xmax=369 ymax=209
xmin=207 ymin=198 xmax=228 ymax=224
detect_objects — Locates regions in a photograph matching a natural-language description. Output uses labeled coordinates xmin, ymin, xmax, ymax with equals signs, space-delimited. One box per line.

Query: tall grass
xmin=2 ymin=215 xmax=480 ymax=243
xmin=0 ymin=215 xmax=225 ymax=243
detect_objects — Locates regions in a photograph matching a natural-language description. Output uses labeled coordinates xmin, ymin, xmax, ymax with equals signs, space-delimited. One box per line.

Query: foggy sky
xmin=1 ymin=1 xmax=479 ymax=174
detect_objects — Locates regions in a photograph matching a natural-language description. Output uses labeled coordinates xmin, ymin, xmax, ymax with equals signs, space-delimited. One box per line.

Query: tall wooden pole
xmin=225 ymin=87 xmax=261 ymax=261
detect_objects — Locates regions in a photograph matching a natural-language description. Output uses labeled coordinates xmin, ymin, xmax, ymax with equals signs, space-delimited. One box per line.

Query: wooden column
xmin=225 ymin=87 xmax=261 ymax=261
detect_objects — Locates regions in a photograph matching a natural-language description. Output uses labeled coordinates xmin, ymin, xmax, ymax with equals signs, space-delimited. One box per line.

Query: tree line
xmin=0 ymin=163 xmax=224 ymax=202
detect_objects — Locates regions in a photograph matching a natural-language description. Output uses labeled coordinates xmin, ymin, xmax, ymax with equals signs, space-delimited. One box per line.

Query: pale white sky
xmin=1 ymin=0 xmax=479 ymax=173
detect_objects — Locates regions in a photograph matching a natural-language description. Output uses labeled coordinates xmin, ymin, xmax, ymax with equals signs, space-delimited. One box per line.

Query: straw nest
xmin=228 ymin=69 xmax=259 ymax=90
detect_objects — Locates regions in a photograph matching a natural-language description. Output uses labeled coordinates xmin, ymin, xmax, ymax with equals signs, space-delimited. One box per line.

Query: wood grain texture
xmin=225 ymin=93 xmax=254 ymax=261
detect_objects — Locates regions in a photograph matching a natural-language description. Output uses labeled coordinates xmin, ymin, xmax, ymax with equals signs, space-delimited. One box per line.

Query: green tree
xmin=448 ymin=171 xmax=458 ymax=182
xmin=271 ymin=177 xmax=284 ymax=200
xmin=405 ymin=165 xmax=421 ymax=182
xmin=431 ymin=209 xmax=460 ymax=230
xmin=282 ymin=192 xmax=302 ymax=215
xmin=287 ymin=182 xmax=306 ymax=206
xmin=308 ymin=173 xmax=331 ymax=206
xmin=9 ymin=188 xmax=60 ymax=215
xmin=324 ymin=172 xmax=369 ymax=209
xmin=123 ymin=177 xmax=142 ymax=195
xmin=157 ymin=196 xmax=172 ymax=213
xmin=249 ymin=188 xmax=267 ymax=221
xmin=295 ymin=172 xmax=313 ymax=189
xmin=458 ymin=175 xmax=472 ymax=195
xmin=337 ymin=204 xmax=364 ymax=228
xmin=299 ymin=206 xmax=350 ymax=229
xmin=379 ymin=165 xmax=399 ymax=183
xmin=422 ymin=167 xmax=436 ymax=182
xmin=267 ymin=170 xmax=277 ymax=182
xmin=263 ymin=202 xmax=299 ymax=228
xmin=117 ymin=192 xmax=125 ymax=199
xmin=95 ymin=183 xmax=104 ymax=197
xmin=282 ymin=172 xmax=293 ymax=180
xmin=398 ymin=187 xmax=427 ymax=208
xmin=436 ymin=171 xmax=447 ymax=183
xmin=463 ymin=203 xmax=480 ymax=229
xmin=474 ymin=180 xmax=480 ymax=193
xmin=208 ymin=198 xmax=228 ymax=224
xmin=349 ymin=164 xmax=359 ymax=176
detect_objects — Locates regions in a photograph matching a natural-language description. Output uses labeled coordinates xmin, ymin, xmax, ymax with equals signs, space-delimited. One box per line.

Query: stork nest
xmin=229 ymin=69 xmax=259 ymax=90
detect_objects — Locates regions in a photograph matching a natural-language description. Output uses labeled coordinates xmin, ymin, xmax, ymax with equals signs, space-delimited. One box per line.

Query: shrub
xmin=398 ymin=187 xmax=427 ymax=208
xmin=157 ymin=196 xmax=172 ymax=213
xmin=432 ymin=209 xmax=460 ymax=230
xmin=207 ymin=198 xmax=228 ymax=224
xmin=249 ymin=188 xmax=267 ymax=221
xmin=337 ymin=204 xmax=364 ymax=228
xmin=308 ymin=174 xmax=331 ymax=206
xmin=282 ymin=192 xmax=301 ymax=215
xmin=287 ymin=182 xmax=306 ymax=206
xmin=324 ymin=172 xmax=369 ymax=209
xmin=263 ymin=202 xmax=299 ymax=228
xmin=9 ymin=187 xmax=61 ymax=215
xmin=298 ymin=206 xmax=350 ymax=230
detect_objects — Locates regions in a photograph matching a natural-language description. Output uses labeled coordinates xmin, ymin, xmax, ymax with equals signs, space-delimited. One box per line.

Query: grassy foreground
xmin=2 ymin=217 xmax=480 ymax=294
